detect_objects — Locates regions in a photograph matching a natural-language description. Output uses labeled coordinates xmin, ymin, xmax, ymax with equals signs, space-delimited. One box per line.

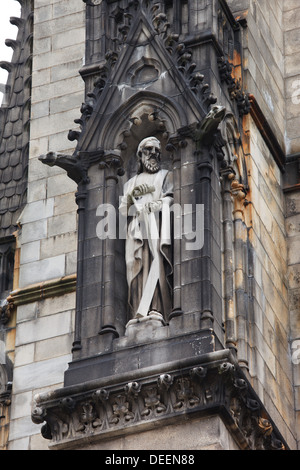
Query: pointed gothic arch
xmin=99 ymin=91 xmax=186 ymax=148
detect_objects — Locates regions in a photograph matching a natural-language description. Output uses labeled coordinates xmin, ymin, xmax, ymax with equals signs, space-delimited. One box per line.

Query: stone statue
xmin=119 ymin=137 xmax=173 ymax=323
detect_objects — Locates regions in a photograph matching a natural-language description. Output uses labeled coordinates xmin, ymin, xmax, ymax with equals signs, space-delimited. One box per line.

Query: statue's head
xmin=137 ymin=137 xmax=161 ymax=174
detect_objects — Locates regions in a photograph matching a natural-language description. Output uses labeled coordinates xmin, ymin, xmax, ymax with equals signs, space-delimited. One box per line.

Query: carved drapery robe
xmin=119 ymin=169 xmax=173 ymax=320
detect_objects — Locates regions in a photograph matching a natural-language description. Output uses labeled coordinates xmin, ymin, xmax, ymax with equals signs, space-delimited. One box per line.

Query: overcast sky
xmin=0 ymin=1 xmax=21 ymax=97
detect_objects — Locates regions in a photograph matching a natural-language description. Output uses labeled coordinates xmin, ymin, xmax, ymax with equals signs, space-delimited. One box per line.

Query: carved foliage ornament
xmin=217 ymin=56 xmax=251 ymax=117
xmin=67 ymin=1 xmax=217 ymax=147
xmin=32 ymin=361 xmax=286 ymax=450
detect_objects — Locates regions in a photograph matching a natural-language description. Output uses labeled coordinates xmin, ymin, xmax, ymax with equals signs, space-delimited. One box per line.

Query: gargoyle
xmin=179 ymin=105 xmax=226 ymax=150
xmin=39 ymin=152 xmax=90 ymax=184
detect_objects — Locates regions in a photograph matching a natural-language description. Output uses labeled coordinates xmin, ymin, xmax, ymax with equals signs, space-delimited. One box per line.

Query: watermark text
xmin=96 ymin=201 xmax=205 ymax=251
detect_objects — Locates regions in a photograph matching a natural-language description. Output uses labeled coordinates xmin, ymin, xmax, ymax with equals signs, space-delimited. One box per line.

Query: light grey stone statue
xmin=119 ymin=137 xmax=173 ymax=323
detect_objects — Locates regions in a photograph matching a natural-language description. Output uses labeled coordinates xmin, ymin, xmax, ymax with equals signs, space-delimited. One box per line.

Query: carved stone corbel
xmin=99 ymin=151 xmax=125 ymax=179
xmin=173 ymin=378 xmax=200 ymax=409
xmin=230 ymin=178 xmax=247 ymax=221
xmin=217 ymin=56 xmax=251 ymax=117
xmin=141 ymin=386 xmax=166 ymax=417
xmin=31 ymin=353 xmax=288 ymax=450
xmin=124 ymin=381 xmax=141 ymax=399
xmin=177 ymin=106 xmax=226 ymax=156
xmin=0 ymin=364 xmax=12 ymax=406
xmin=109 ymin=394 xmax=135 ymax=425
xmin=0 ymin=301 xmax=14 ymax=325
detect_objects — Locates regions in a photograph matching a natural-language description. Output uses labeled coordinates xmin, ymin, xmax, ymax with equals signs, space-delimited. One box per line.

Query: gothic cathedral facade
xmin=0 ymin=0 xmax=299 ymax=450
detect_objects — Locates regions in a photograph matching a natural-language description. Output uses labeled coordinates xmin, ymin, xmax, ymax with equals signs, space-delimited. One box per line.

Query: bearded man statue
xmin=119 ymin=137 xmax=173 ymax=323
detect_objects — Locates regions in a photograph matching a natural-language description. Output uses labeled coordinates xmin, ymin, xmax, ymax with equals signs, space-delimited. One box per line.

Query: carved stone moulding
xmin=0 ymin=302 xmax=14 ymax=326
xmin=0 ymin=363 xmax=12 ymax=408
xmin=31 ymin=350 xmax=288 ymax=450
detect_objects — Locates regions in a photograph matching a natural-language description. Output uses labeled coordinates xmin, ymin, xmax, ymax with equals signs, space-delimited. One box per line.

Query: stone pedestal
xmin=32 ymin=349 xmax=288 ymax=450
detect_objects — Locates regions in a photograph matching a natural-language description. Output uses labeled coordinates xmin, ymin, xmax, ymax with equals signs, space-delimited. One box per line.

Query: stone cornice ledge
xmin=7 ymin=274 xmax=77 ymax=306
xmin=31 ymin=349 xmax=289 ymax=450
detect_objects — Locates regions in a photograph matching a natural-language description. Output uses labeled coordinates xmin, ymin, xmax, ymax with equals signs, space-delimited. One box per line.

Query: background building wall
xmin=285 ymin=183 xmax=300 ymax=450
xmin=283 ymin=1 xmax=300 ymax=155
xmin=246 ymin=116 xmax=294 ymax=446
xmin=228 ymin=0 xmax=285 ymax=147
xmin=283 ymin=1 xmax=300 ymax=450
xmin=7 ymin=0 xmax=85 ymax=450
xmin=228 ymin=0 xmax=300 ymax=448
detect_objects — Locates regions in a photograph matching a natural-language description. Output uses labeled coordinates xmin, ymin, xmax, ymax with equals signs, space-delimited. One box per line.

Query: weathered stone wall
xmin=283 ymin=1 xmax=300 ymax=155
xmin=227 ymin=0 xmax=285 ymax=149
xmin=285 ymin=186 xmax=300 ymax=450
xmin=245 ymin=116 xmax=295 ymax=447
xmin=227 ymin=0 xmax=300 ymax=449
xmin=283 ymin=1 xmax=300 ymax=450
xmin=7 ymin=0 xmax=85 ymax=450
xmin=227 ymin=0 xmax=300 ymax=155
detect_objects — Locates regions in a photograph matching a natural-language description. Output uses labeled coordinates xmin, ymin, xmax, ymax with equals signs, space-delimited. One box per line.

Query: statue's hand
xmin=131 ymin=184 xmax=155 ymax=198
xmin=126 ymin=184 xmax=155 ymax=209
xmin=145 ymin=200 xmax=162 ymax=214
xmin=127 ymin=193 xmax=134 ymax=206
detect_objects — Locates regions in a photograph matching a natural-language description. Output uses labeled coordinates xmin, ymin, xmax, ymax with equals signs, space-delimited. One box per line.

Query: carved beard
xmin=144 ymin=158 xmax=160 ymax=173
